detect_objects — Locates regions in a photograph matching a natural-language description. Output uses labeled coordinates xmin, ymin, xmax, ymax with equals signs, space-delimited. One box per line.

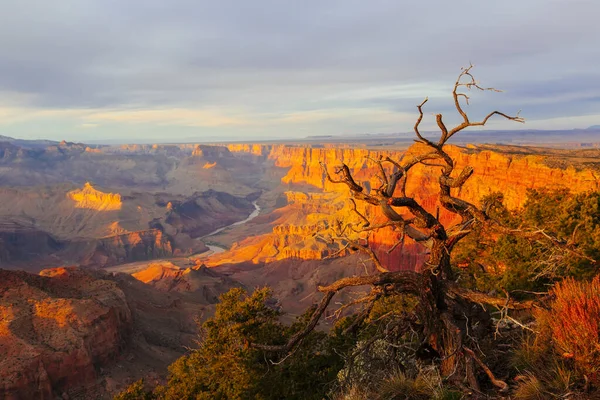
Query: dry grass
xmin=514 ymin=374 xmax=545 ymax=400
xmin=335 ymin=368 xmax=463 ymax=400
xmin=544 ymin=275 xmax=600 ymax=382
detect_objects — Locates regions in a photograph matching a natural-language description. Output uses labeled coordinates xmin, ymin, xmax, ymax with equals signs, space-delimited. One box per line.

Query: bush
xmin=114 ymin=379 xmax=154 ymax=400
xmin=149 ymin=287 xmax=346 ymax=399
xmin=334 ymin=369 xmax=463 ymax=400
xmin=543 ymin=275 xmax=600 ymax=382
xmin=454 ymin=190 xmax=600 ymax=293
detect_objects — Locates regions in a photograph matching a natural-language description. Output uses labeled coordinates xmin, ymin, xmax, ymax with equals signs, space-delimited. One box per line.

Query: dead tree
xmin=253 ymin=66 xmax=572 ymax=392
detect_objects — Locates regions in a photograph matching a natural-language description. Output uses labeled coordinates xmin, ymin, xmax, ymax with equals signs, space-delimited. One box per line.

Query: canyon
xmin=1 ymin=135 xmax=599 ymax=398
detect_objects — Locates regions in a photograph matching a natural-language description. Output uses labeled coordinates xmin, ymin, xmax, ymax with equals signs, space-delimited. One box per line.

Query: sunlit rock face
xmin=226 ymin=143 xmax=267 ymax=156
xmin=67 ymin=182 xmax=122 ymax=211
xmin=404 ymin=143 xmax=599 ymax=213
xmin=0 ymin=267 xmax=131 ymax=399
xmin=131 ymin=262 xmax=240 ymax=302
xmin=260 ymin=143 xmax=599 ymax=206
xmin=221 ymin=143 xmax=600 ymax=271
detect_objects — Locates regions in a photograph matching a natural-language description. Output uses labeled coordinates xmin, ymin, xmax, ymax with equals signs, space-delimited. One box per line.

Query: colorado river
xmin=106 ymin=200 xmax=261 ymax=273
xmin=198 ymin=200 xmax=261 ymax=256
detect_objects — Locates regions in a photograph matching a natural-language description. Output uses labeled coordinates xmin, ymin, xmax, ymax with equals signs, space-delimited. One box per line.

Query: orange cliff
xmin=217 ymin=143 xmax=600 ymax=271
xmin=0 ymin=267 xmax=132 ymax=399
xmin=231 ymin=142 xmax=599 ymax=214
xmin=67 ymin=182 xmax=122 ymax=211
xmin=251 ymin=143 xmax=598 ymax=208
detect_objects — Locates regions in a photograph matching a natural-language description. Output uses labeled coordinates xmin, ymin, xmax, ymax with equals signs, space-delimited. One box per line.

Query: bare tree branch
xmin=252 ymin=291 xmax=336 ymax=353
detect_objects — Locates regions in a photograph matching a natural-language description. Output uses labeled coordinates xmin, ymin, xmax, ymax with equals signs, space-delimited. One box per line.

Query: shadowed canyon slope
xmin=0 ymin=145 xmax=259 ymax=270
xmin=0 ymin=265 xmax=241 ymax=399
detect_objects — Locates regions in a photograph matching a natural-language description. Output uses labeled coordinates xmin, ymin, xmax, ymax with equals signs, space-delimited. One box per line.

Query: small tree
xmin=543 ymin=275 xmax=600 ymax=382
xmin=152 ymin=287 xmax=345 ymax=400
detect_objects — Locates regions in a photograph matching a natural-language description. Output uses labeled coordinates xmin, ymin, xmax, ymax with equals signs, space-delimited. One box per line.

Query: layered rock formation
xmin=77 ymin=229 xmax=174 ymax=268
xmin=191 ymin=145 xmax=233 ymax=159
xmin=213 ymin=143 xmax=600 ymax=271
xmin=254 ymin=143 xmax=599 ymax=208
xmin=0 ymin=267 xmax=131 ymax=399
xmin=68 ymin=182 xmax=122 ymax=211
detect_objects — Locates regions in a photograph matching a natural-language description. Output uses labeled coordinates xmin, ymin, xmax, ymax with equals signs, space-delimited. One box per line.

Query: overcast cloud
xmin=0 ymin=0 xmax=598 ymax=142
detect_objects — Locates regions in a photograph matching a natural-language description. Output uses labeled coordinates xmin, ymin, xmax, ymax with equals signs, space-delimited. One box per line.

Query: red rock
xmin=0 ymin=267 xmax=132 ymax=399
xmin=219 ymin=143 xmax=600 ymax=271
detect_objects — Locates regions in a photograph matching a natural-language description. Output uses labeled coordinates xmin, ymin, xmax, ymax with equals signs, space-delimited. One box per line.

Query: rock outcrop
xmin=0 ymin=267 xmax=132 ymax=399
xmin=77 ymin=229 xmax=174 ymax=268
xmin=132 ymin=262 xmax=240 ymax=302
xmin=68 ymin=182 xmax=122 ymax=211
xmin=191 ymin=145 xmax=233 ymax=159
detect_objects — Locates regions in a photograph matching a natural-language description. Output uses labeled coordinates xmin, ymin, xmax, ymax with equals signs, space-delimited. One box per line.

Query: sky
xmin=0 ymin=0 xmax=599 ymax=143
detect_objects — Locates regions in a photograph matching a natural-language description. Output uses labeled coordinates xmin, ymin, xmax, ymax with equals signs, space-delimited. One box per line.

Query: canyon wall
xmin=216 ymin=143 xmax=599 ymax=271
xmin=248 ymin=143 xmax=598 ymax=208
xmin=0 ymin=221 xmax=63 ymax=264
xmin=77 ymin=229 xmax=174 ymax=268
xmin=0 ymin=267 xmax=132 ymax=399
xmin=225 ymin=143 xmax=599 ymax=207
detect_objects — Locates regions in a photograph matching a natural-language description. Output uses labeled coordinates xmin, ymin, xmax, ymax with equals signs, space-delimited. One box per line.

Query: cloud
xmin=0 ymin=0 xmax=598 ymax=141
xmin=79 ymin=123 xmax=99 ymax=129
xmin=83 ymin=108 xmax=252 ymax=127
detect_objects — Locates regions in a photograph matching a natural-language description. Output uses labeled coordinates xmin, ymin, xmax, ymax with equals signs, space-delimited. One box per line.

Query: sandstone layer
xmin=68 ymin=182 xmax=122 ymax=211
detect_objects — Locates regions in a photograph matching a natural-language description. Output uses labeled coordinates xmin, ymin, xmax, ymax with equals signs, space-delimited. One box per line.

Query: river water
xmin=200 ymin=200 xmax=261 ymax=255
xmin=106 ymin=200 xmax=261 ymax=273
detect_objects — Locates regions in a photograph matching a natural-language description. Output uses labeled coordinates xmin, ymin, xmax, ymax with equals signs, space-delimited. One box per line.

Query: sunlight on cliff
xmin=68 ymin=182 xmax=122 ymax=211
xmin=34 ymin=299 xmax=76 ymax=328
xmin=208 ymin=143 xmax=600 ymax=271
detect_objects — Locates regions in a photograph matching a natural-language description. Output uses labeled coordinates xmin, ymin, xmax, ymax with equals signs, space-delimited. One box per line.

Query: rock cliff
xmin=191 ymin=145 xmax=233 ymax=159
xmin=0 ymin=221 xmax=63 ymax=264
xmin=216 ymin=143 xmax=600 ymax=271
xmin=0 ymin=267 xmax=132 ymax=399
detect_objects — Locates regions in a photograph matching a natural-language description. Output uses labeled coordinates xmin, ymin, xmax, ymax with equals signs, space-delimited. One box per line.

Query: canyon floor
xmin=1 ymin=134 xmax=600 ymax=398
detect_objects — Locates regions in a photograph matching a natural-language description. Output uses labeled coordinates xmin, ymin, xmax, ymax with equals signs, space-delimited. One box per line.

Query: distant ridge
xmin=2 ymin=128 xmax=600 ymax=147
xmin=0 ymin=134 xmax=59 ymax=149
